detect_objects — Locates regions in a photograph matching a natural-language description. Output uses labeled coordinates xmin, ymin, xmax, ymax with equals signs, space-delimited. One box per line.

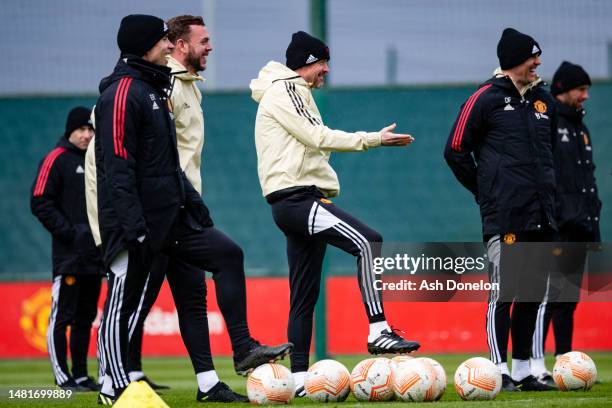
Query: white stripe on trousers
xmin=306 ymin=201 xmax=382 ymax=316
xmin=334 ymin=222 xmax=382 ymax=315
xmin=98 ymin=273 xmax=151 ymax=378
xmin=104 ymin=274 xmax=120 ymax=387
xmin=333 ymin=223 xmax=375 ymax=312
xmin=104 ymin=274 xmax=129 ymax=388
xmin=97 ymin=312 xmax=105 ymax=380
xmin=486 ymin=236 xmax=502 ymax=364
xmin=128 ymin=272 xmax=150 ymax=339
xmin=532 ymin=276 xmax=550 ymax=359
xmin=98 ymin=271 xmax=151 ymax=387
xmin=47 ymin=275 xmax=69 ymax=384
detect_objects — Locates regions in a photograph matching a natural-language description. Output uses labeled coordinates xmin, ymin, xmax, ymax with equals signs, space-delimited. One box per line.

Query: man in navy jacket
xmin=530 ymin=61 xmax=601 ymax=385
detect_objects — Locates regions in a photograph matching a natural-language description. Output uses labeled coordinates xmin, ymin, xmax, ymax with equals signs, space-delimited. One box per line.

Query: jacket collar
xmin=492 ymin=67 xmax=542 ymax=96
xmin=556 ymin=99 xmax=585 ymax=122
xmin=99 ymin=55 xmax=172 ymax=95
xmin=56 ymin=136 xmax=85 ymax=154
xmin=166 ymin=55 xmax=205 ymax=83
xmin=250 ymin=61 xmax=310 ymax=103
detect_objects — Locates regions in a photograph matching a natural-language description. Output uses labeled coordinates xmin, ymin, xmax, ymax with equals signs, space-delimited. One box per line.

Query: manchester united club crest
xmin=503 ymin=233 xmax=516 ymax=245
xmin=534 ymin=100 xmax=547 ymax=113
xmin=20 ymin=288 xmax=52 ymax=352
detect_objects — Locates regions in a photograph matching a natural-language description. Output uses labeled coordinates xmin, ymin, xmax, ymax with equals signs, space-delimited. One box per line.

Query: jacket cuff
xmin=125 ymin=225 xmax=148 ymax=244
xmin=366 ymin=132 xmax=382 ymax=147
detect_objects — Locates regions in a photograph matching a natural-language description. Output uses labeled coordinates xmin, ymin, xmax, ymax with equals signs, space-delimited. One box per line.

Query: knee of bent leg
xmin=364 ymin=229 xmax=383 ymax=245
xmin=220 ymin=240 xmax=244 ymax=263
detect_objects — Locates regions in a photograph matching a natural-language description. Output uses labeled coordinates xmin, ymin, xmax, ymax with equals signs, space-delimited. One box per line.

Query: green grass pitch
xmin=1 ymin=353 xmax=610 ymax=407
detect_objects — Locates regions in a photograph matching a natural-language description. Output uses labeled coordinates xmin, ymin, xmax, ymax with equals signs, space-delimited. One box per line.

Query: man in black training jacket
xmin=31 ymin=106 xmax=103 ymax=392
xmin=445 ymin=28 xmax=557 ymax=392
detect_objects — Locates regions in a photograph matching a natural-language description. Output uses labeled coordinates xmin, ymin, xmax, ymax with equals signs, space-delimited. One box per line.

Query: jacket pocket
xmin=498 ymin=161 xmax=538 ymax=209
xmin=73 ymin=223 xmax=97 ymax=255
xmin=478 ymin=162 xmax=500 ymax=202
xmin=296 ymin=148 xmax=307 ymax=177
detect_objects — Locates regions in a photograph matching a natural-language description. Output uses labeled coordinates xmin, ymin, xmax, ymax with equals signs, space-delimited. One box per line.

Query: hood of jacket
xmin=250 ymin=61 xmax=308 ymax=103
xmin=166 ymin=55 xmax=205 ymax=83
xmin=492 ymin=67 xmax=542 ymax=96
xmin=99 ymin=55 xmax=172 ymax=95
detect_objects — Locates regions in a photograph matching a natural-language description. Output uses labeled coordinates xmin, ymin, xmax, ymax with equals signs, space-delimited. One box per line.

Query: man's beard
xmin=186 ymin=49 xmax=204 ymax=72
xmin=571 ymin=100 xmax=583 ymax=110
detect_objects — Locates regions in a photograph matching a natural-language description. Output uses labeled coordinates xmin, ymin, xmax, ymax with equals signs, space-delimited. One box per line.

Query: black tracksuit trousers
xmin=48 ymin=274 xmax=102 ymax=385
xmin=101 ymin=212 xmax=251 ymax=393
xmin=125 ymin=250 xmax=254 ymax=371
xmin=126 ymin=258 xmax=166 ymax=373
xmin=485 ymin=230 xmax=552 ymax=364
xmin=269 ymin=186 xmax=385 ymax=372
xmin=97 ymin=259 xmax=166 ymax=381
xmin=532 ymin=227 xmax=589 ymax=359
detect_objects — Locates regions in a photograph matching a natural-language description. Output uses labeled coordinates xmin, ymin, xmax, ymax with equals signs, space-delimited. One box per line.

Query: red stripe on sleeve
xmin=112 ymin=77 xmax=132 ymax=159
xmin=451 ymin=84 xmax=492 ymax=151
xmin=33 ymin=147 xmax=67 ymax=197
xmin=113 ymin=78 xmax=126 ymax=157
xmin=118 ymin=78 xmax=133 ymax=159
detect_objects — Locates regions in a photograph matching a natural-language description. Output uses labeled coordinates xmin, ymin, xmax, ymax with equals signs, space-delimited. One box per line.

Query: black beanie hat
xmin=286 ymin=31 xmax=330 ymax=71
xmin=551 ymin=61 xmax=591 ymax=96
xmin=117 ymin=14 xmax=168 ymax=56
xmin=497 ymin=28 xmax=541 ymax=70
xmin=65 ymin=107 xmax=93 ymax=138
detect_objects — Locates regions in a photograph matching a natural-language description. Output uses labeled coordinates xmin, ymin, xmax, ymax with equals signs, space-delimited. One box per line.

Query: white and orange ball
xmin=390 ymin=354 xmax=414 ymax=369
xmin=350 ymin=358 xmax=394 ymax=401
xmin=416 ymin=357 xmax=447 ymax=401
xmin=553 ymin=351 xmax=597 ymax=391
xmin=454 ymin=357 xmax=501 ymax=401
xmin=305 ymin=359 xmax=351 ymax=402
xmin=391 ymin=358 xmax=433 ymax=402
xmin=247 ymin=363 xmax=295 ymax=405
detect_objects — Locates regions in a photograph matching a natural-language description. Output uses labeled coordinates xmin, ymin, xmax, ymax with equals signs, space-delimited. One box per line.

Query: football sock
xmin=101 ymin=374 xmax=115 ymax=396
xmin=293 ymin=371 xmax=307 ymax=391
xmin=497 ymin=362 xmax=510 ymax=376
xmin=197 ymin=370 xmax=220 ymax=393
xmin=367 ymin=321 xmax=391 ymax=342
xmin=530 ymin=357 xmax=547 ymax=376
xmin=511 ymin=359 xmax=530 ymax=382
xmin=128 ymin=371 xmax=144 ymax=381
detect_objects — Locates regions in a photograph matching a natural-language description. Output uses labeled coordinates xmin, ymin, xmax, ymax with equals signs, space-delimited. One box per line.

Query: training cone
xmin=113 ymin=380 xmax=170 ymax=408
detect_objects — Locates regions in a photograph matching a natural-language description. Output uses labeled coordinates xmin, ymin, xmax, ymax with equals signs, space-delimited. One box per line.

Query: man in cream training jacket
xmin=164 ymin=15 xmax=292 ymax=385
xmin=250 ymin=31 xmax=420 ymax=396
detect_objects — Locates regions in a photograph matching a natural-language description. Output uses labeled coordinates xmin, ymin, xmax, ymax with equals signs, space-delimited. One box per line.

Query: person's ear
xmin=175 ymin=38 xmax=187 ymax=53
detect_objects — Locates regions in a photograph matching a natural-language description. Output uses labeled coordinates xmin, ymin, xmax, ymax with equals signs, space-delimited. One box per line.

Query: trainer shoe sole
xmin=97 ymin=392 xmax=116 ymax=405
xmin=367 ymin=342 xmax=420 ymax=355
